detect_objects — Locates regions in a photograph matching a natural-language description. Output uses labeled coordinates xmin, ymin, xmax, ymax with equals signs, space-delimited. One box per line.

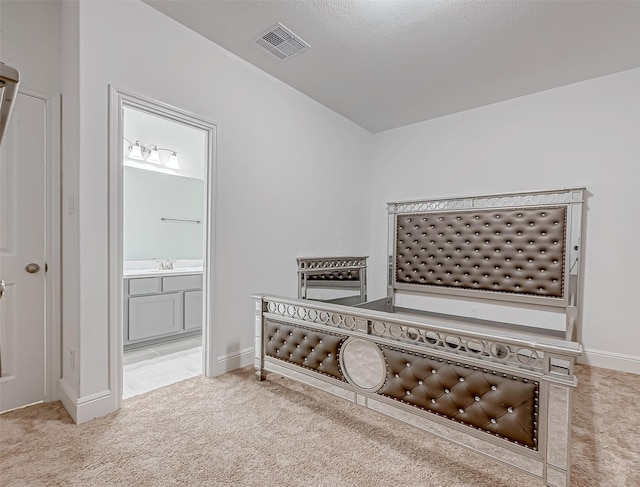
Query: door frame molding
xmin=107 ymin=86 xmax=218 ymax=410
xmin=43 ymin=91 xmax=61 ymax=404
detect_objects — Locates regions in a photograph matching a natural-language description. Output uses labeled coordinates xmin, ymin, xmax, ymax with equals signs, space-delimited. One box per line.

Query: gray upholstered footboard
xmin=253 ymin=295 xmax=580 ymax=487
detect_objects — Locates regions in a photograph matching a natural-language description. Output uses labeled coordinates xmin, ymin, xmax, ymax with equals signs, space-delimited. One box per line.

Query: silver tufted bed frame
xmin=297 ymin=256 xmax=368 ymax=305
xmin=253 ymin=188 xmax=585 ymax=487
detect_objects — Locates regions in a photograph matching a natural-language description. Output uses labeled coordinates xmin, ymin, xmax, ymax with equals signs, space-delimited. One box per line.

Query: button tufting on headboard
xmin=379 ymin=347 xmax=538 ymax=448
xmin=306 ymin=269 xmax=360 ymax=281
xmin=265 ymin=319 xmax=346 ymax=381
xmin=395 ymin=207 xmax=566 ymax=298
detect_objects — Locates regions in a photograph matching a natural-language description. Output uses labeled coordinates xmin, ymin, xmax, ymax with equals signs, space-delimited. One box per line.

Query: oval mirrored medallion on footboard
xmin=340 ymin=338 xmax=386 ymax=391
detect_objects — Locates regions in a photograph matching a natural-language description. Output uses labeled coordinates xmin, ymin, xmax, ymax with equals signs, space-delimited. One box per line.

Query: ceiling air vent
xmin=255 ymin=23 xmax=310 ymax=60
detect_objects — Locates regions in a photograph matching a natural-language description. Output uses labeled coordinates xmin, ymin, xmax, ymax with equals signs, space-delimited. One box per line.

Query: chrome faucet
xmin=153 ymin=258 xmax=175 ymax=270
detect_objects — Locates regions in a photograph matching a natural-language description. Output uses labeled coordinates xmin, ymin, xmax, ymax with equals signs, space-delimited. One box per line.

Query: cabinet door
xmin=184 ymin=290 xmax=203 ymax=331
xmin=128 ymin=293 xmax=183 ymax=341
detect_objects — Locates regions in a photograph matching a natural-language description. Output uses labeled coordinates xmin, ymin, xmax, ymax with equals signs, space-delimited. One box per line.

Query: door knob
xmin=25 ymin=263 xmax=40 ymax=274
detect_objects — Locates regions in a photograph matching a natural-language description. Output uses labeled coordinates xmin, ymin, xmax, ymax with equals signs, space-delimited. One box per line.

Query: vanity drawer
xmin=162 ymin=274 xmax=202 ymax=292
xmin=128 ymin=277 xmax=160 ymax=295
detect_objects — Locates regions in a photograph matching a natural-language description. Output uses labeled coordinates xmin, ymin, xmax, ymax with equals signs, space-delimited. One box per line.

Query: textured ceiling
xmin=144 ymin=0 xmax=640 ymax=133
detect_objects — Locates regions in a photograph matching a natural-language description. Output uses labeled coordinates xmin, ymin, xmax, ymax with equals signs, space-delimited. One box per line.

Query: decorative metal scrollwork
xmin=265 ymin=298 xmax=545 ymax=372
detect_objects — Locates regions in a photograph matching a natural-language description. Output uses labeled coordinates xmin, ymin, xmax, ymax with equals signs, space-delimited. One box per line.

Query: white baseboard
xmin=217 ymin=347 xmax=254 ymax=374
xmin=58 ymin=347 xmax=255 ymax=422
xmin=58 ymin=379 xmax=116 ymax=424
xmin=76 ymin=390 xmax=114 ymax=424
xmin=58 ymin=378 xmax=78 ymax=423
xmin=579 ymin=348 xmax=640 ymax=375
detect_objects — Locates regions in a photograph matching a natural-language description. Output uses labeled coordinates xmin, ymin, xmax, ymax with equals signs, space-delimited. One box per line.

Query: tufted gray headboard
xmin=396 ymin=206 xmax=566 ymax=298
xmin=388 ymin=188 xmax=585 ymax=311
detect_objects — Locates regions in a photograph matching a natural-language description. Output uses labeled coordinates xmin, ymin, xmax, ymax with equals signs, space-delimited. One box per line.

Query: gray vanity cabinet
xmin=184 ymin=290 xmax=203 ymax=330
xmin=128 ymin=293 xmax=183 ymax=341
xmin=124 ymin=273 xmax=203 ymax=349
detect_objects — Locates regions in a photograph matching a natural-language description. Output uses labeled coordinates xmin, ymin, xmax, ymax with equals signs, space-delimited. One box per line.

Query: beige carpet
xmin=1 ymin=364 xmax=638 ymax=486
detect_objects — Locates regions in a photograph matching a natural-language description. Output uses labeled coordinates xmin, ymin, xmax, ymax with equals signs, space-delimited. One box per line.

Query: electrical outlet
xmin=70 ymin=350 xmax=76 ymax=369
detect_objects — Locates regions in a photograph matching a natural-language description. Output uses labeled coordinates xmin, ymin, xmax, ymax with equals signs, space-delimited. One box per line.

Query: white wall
xmin=369 ymin=68 xmax=640 ymax=373
xmin=0 ymin=0 xmax=61 ymax=96
xmin=72 ymin=0 xmax=372 ymax=408
xmin=60 ymin=0 xmax=82 ymax=412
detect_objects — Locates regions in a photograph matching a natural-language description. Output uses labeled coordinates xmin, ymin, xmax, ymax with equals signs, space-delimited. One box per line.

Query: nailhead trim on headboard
xmin=306 ymin=270 xmax=360 ymax=281
xmin=264 ymin=319 xmax=347 ymax=381
xmin=395 ymin=207 xmax=566 ymax=298
xmin=378 ymin=346 xmax=538 ymax=448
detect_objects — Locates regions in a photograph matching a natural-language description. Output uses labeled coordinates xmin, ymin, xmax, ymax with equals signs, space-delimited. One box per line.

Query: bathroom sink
xmin=123 ymin=267 xmax=203 ymax=277
xmin=159 ymin=267 xmax=202 ymax=273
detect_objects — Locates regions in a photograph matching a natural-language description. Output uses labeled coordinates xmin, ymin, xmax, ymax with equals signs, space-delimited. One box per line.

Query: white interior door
xmin=0 ymin=92 xmax=46 ymax=412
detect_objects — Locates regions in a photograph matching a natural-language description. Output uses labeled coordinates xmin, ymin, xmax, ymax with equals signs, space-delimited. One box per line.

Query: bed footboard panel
xmin=264 ymin=319 xmax=347 ymax=381
xmin=253 ymin=295 xmax=579 ymax=487
xmin=379 ymin=346 xmax=538 ymax=448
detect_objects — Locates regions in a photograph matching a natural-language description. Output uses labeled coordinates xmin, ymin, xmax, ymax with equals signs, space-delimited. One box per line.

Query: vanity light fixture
xmin=146 ymin=145 xmax=162 ymax=164
xmin=166 ymin=151 xmax=180 ymax=169
xmin=152 ymin=147 xmax=180 ymax=169
xmin=124 ymin=138 xmax=180 ymax=169
xmin=127 ymin=139 xmax=145 ymax=160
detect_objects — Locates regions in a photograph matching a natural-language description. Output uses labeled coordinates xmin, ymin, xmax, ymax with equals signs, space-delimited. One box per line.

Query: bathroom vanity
xmin=123 ymin=268 xmax=203 ymax=350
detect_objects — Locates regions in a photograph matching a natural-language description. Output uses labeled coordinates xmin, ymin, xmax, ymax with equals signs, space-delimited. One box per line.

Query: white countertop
xmin=124 ymin=267 xmax=203 ymax=278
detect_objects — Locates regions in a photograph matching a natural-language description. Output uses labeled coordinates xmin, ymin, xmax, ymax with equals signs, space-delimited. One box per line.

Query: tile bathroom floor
xmin=123 ymin=335 xmax=202 ymax=399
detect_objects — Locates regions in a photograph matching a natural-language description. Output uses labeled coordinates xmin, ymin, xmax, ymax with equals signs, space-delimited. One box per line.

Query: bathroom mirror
xmin=340 ymin=338 xmax=386 ymax=391
xmin=123 ymin=166 xmax=204 ymax=261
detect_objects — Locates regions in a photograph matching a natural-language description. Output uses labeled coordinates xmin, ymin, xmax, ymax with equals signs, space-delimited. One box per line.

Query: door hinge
xmin=45 ymin=263 xmax=48 ymax=272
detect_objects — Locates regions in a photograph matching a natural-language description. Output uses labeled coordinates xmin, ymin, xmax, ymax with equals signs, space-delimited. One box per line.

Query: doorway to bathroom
xmin=108 ymin=88 xmax=217 ymax=406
